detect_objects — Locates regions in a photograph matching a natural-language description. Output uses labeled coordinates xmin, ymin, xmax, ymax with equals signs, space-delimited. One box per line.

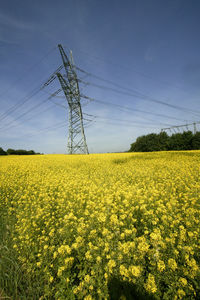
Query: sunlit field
xmin=0 ymin=152 xmax=200 ymax=299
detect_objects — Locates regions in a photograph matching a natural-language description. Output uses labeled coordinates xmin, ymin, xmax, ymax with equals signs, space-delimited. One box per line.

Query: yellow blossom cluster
xmin=0 ymin=151 xmax=200 ymax=299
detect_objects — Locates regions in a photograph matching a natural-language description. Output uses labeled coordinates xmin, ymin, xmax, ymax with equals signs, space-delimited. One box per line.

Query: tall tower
xmin=56 ymin=44 xmax=89 ymax=154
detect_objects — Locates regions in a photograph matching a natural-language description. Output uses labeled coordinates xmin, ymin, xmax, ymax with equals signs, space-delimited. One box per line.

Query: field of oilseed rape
xmin=0 ymin=152 xmax=200 ymax=299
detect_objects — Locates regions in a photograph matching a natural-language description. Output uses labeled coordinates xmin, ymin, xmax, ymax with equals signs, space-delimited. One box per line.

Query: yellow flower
xmin=179 ymin=277 xmax=187 ymax=287
xmin=64 ymin=257 xmax=74 ymax=267
xmin=168 ymin=258 xmax=177 ymax=271
xmin=129 ymin=265 xmax=141 ymax=277
xmin=137 ymin=237 xmax=149 ymax=253
xmin=84 ymin=296 xmax=93 ymax=300
xmin=57 ymin=266 xmax=65 ymax=277
xmin=120 ymin=265 xmax=129 ymax=277
xmin=145 ymin=274 xmax=157 ymax=294
xmin=57 ymin=245 xmax=71 ymax=255
xmin=84 ymin=275 xmax=90 ymax=283
xmin=97 ymin=256 xmax=101 ymax=262
xmin=177 ymin=289 xmax=186 ymax=298
xmin=36 ymin=261 xmax=41 ymax=267
xmin=1 ymin=151 xmax=200 ymax=299
xmin=157 ymin=260 xmax=165 ymax=272
xmin=107 ymin=259 xmax=116 ymax=272
xmin=66 ymin=277 xmax=70 ymax=283
xmin=85 ymin=251 xmax=92 ymax=260
xmin=89 ymin=285 xmax=93 ymax=290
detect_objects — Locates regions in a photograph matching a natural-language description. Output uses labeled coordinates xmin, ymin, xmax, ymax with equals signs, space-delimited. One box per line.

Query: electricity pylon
xmin=56 ymin=44 xmax=89 ymax=154
xmin=161 ymin=122 xmax=199 ymax=134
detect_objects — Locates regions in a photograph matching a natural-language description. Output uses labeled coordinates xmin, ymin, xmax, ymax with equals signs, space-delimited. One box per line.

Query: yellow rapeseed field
xmin=0 ymin=151 xmax=200 ymax=299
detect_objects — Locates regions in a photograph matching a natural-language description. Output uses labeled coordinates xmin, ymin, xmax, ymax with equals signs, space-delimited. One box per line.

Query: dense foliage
xmin=0 ymin=147 xmax=40 ymax=155
xmin=0 ymin=152 xmax=200 ymax=299
xmin=0 ymin=147 xmax=7 ymax=155
xmin=129 ymin=131 xmax=200 ymax=152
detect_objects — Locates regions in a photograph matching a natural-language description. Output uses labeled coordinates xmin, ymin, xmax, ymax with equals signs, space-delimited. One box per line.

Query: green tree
xmin=168 ymin=131 xmax=193 ymax=150
xmin=182 ymin=131 xmax=193 ymax=150
xmin=129 ymin=131 xmax=199 ymax=152
xmin=129 ymin=132 xmax=169 ymax=152
xmin=27 ymin=150 xmax=35 ymax=155
xmin=7 ymin=148 xmax=16 ymax=155
xmin=129 ymin=135 xmax=149 ymax=152
xmin=0 ymin=147 xmax=7 ymax=155
xmin=7 ymin=149 xmax=37 ymax=155
xmin=158 ymin=131 xmax=169 ymax=150
xmin=192 ymin=132 xmax=200 ymax=149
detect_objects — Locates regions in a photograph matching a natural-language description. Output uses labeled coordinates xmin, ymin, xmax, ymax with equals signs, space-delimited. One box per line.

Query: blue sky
xmin=0 ymin=0 xmax=200 ymax=153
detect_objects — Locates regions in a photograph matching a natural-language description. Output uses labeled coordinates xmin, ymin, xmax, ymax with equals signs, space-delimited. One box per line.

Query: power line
xmin=80 ymin=94 xmax=184 ymax=125
xmin=47 ymin=91 xmax=176 ymax=125
xmin=15 ymin=103 xmax=62 ymax=125
xmin=0 ymin=95 xmax=53 ymax=132
xmin=48 ymin=98 xmax=68 ymax=109
xmin=17 ymin=116 xmax=159 ymax=141
xmin=161 ymin=122 xmax=200 ymax=134
xmin=92 ymin=115 xmax=173 ymax=127
xmin=0 ymin=87 xmax=41 ymax=122
xmin=0 ymin=46 xmax=56 ymax=99
xmin=76 ymin=66 xmax=200 ymax=116
xmin=41 ymin=65 xmax=64 ymax=88
xmin=41 ymin=89 xmax=176 ymax=127
xmin=78 ymin=79 xmax=192 ymax=122
xmin=0 ymin=96 xmax=68 ymax=133
xmin=41 ymin=88 xmax=68 ymax=109
xmin=66 ymin=46 xmax=191 ymax=95
xmin=40 ymin=86 xmax=182 ymax=128
xmin=3 ymin=45 xmax=198 ymax=150
xmin=4 ymin=101 xmax=172 ymax=139
xmin=20 ymin=121 xmax=67 ymax=139
xmin=91 ymin=119 xmax=158 ymax=129
xmin=0 ymin=65 xmax=64 ymax=123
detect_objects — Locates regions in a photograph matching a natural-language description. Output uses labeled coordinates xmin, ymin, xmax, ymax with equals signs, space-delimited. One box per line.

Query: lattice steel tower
xmin=56 ymin=44 xmax=89 ymax=154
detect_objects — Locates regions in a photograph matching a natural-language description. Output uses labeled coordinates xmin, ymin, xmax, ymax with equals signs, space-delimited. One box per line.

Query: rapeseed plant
xmin=0 ymin=151 xmax=200 ymax=299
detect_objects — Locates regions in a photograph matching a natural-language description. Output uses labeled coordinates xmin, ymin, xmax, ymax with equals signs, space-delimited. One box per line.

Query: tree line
xmin=0 ymin=148 xmax=41 ymax=155
xmin=129 ymin=131 xmax=200 ymax=152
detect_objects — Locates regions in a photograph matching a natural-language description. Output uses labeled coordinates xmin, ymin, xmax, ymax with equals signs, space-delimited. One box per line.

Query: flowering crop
xmin=0 ymin=151 xmax=200 ymax=299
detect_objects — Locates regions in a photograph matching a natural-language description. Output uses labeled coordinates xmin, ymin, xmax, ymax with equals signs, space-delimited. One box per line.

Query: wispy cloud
xmin=0 ymin=12 xmax=34 ymax=30
xmin=0 ymin=36 xmax=19 ymax=46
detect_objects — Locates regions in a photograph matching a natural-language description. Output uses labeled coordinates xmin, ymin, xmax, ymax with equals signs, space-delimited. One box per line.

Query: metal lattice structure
xmin=56 ymin=44 xmax=89 ymax=154
xmin=161 ymin=122 xmax=199 ymax=134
